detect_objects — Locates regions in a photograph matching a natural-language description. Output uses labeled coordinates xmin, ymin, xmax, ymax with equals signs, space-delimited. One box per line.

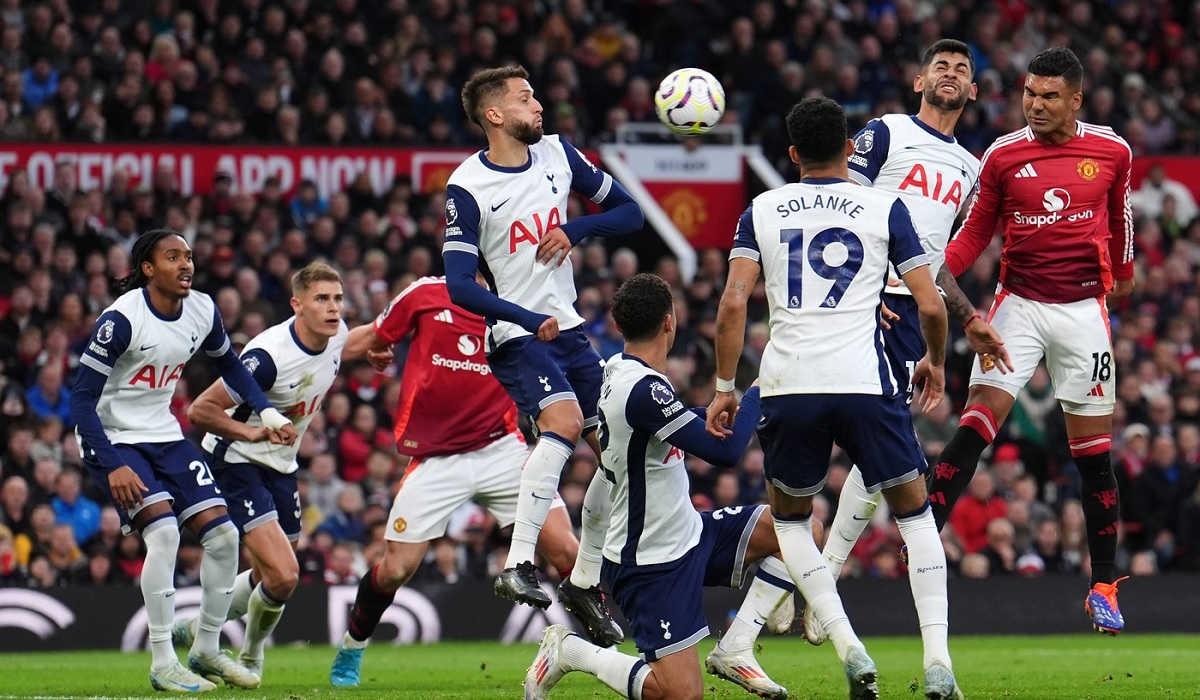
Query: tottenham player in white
xmin=70 ymin=230 xmax=295 ymax=692
xmin=525 ymin=273 xmax=794 ymax=700
xmin=813 ymin=39 xmax=1011 ymax=645
xmin=707 ymin=98 xmax=962 ymax=700
xmin=444 ymin=65 xmax=643 ymax=627
xmin=170 ymin=263 xmax=375 ymax=680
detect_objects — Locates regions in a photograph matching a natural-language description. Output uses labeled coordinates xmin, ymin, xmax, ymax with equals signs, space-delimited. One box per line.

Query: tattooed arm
xmin=936 ymin=264 xmax=1013 ymax=373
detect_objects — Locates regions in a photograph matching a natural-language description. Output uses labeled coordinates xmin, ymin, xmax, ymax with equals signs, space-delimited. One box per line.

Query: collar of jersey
xmin=289 ymin=321 xmax=323 ymax=356
xmin=478 ymin=149 xmax=532 ymax=173
xmin=800 ymin=177 xmax=850 ymax=185
xmin=908 ymin=114 xmax=956 ymax=144
xmin=621 ymin=352 xmax=653 ymax=369
xmin=141 ymin=288 xmax=183 ymax=321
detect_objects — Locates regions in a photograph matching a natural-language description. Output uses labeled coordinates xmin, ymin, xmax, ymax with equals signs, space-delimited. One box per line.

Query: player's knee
xmin=540 ymin=404 xmax=584 ymax=443
xmin=200 ymin=519 xmax=239 ymax=558
xmin=263 ymin=564 xmax=299 ymax=600
xmin=377 ymin=551 xmax=418 ymax=590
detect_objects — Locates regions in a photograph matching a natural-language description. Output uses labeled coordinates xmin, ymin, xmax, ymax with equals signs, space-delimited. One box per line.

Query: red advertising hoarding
xmin=0 ymin=143 xmax=477 ymax=198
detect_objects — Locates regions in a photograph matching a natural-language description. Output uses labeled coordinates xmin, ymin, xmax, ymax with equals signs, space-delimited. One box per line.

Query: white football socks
xmin=227 ymin=569 xmax=255 ymax=620
xmin=142 ymin=518 xmax=181 ymax=671
xmin=193 ymin=521 xmax=240 ymax=659
xmin=560 ymin=632 xmax=649 ymax=699
xmin=823 ymin=466 xmax=882 ymax=579
xmin=569 ymin=469 xmax=610 ymax=589
xmin=773 ymin=515 xmax=863 ymax=662
xmin=242 ymin=584 xmax=286 ymax=660
xmin=505 ymin=434 xmax=574 ymax=569
xmin=719 ymin=556 xmax=793 ymax=654
xmin=896 ymin=505 xmax=951 ymax=670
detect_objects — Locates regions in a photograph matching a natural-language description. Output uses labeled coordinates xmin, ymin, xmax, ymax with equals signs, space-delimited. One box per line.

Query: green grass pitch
xmin=1 ymin=635 xmax=1198 ymax=699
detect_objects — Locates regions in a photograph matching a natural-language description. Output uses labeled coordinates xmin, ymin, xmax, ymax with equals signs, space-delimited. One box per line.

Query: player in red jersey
xmin=934 ymin=47 xmax=1135 ymax=634
xmin=327 ymin=276 xmax=618 ymax=687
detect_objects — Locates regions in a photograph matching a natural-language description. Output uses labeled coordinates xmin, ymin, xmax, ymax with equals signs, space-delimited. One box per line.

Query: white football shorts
xmin=970 ymin=287 xmax=1116 ymax=416
xmin=384 ymin=432 xmax=564 ymax=543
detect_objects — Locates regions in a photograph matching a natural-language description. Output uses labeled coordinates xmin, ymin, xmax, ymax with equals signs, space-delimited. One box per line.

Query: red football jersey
xmin=374 ymin=277 xmax=521 ymax=458
xmin=945 ymin=122 xmax=1134 ymax=304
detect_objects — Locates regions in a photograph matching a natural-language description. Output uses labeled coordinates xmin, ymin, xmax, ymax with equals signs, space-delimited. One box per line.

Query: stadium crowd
xmin=2 ymin=0 xmax=1200 ymax=592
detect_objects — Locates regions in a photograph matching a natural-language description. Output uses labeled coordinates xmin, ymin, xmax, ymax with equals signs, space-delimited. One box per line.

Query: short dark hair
xmin=461 ymin=65 xmax=529 ymax=128
xmin=785 ymin=97 xmax=847 ymax=167
xmin=1027 ymin=46 xmax=1083 ymax=89
xmin=612 ymin=273 xmax=673 ymax=343
xmin=921 ymin=39 xmax=975 ymax=76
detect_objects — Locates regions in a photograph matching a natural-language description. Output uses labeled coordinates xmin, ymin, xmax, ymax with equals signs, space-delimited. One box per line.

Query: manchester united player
xmin=327 ymin=276 xmax=617 ymax=687
xmin=934 ymin=47 xmax=1135 ymax=634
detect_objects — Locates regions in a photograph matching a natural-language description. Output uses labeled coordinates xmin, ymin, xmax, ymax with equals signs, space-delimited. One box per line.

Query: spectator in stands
xmin=25 ymin=361 xmax=71 ymax=427
xmin=0 ymin=475 xmax=31 ymax=537
xmin=305 ymin=453 xmax=347 ymax=521
xmin=1133 ymin=163 xmax=1199 ymax=226
xmin=14 ymin=502 xmax=54 ymax=567
xmin=1 ymin=423 xmax=35 ymax=485
xmin=948 ymin=469 xmax=1009 ymax=555
xmin=50 ymin=467 xmax=100 ymax=544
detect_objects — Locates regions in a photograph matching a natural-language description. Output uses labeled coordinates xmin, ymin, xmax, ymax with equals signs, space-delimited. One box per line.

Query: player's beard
xmin=508 ymin=120 xmax=543 ymax=145
xmin=923 ymin=81 xmax=968 ymax=112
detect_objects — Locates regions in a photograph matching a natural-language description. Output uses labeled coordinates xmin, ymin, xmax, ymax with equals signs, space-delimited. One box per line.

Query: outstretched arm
xmin=202 ymin=306 xmax=293 ymax=438
xmin=189 ymin=348 xmax=288 ymax=443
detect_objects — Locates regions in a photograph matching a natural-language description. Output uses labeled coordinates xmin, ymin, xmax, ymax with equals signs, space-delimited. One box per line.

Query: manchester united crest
xmin=1076 ymin=158 xmax=1100 ymax=181
xmin=393 ymin=517 xmax=407 ymax=533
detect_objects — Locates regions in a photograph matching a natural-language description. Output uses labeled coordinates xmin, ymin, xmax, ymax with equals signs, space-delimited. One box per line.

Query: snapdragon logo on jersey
xmin=0 ymin=589 xmax=75 ymax=639
xmin=328 ymin=586 xmax=440 ymax=644
xmin=500 ymin=583 xmax=579 ymax=643
xmin=432 ymin=334 xmax=490 ymax=376
xmin=122 ymin=587 xmax=246 ymax=651
xmin=1013 ymin=188 xmax=1094 ymax=227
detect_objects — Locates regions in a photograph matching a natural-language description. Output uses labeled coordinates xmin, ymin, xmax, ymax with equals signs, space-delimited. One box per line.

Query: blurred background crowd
xmin=2 ymin=0 xmax=1200 ymax=592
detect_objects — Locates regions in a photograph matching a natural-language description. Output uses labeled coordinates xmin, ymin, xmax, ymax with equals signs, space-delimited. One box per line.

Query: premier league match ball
xmin=654 ymin=68 xmax=726 ymax=136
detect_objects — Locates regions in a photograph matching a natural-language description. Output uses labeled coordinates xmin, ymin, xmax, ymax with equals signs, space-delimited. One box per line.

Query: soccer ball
xmin=654 ymin=68 xmax=726 ymax=136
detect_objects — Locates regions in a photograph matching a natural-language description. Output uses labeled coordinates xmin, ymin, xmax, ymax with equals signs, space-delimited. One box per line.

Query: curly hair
xmin=612 ymin=273 xmax=674 ymax=343
xmin=785 ymin=96 xmax=848 ymax=168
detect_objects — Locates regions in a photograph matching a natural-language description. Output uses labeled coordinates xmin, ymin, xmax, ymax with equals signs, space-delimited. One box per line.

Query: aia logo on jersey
xmin=283 ymin=396 xmax=321 ymax=418
xmin=898 ymin=164 xmax=963 ymax=207
xmin=129 ymin=364 xmax=185 ymax=388
xmin=509 ymin=207 xmax=563 ymax=253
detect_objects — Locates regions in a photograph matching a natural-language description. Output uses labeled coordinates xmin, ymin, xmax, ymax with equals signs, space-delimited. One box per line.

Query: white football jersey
xmin=201 ymin=318 xmax=348 ymax=474
xmin=598 ymin=354 xmax=702 ymax=566
xmin=848 ymin=114 xmax=980 ymax=293
xmin=442 ymin=135 xmax=614 ymax=347
xmin=731 ymin=178 xmax=929 ymax=396
xmin=79 ymin=288 xmax=228 ymax=444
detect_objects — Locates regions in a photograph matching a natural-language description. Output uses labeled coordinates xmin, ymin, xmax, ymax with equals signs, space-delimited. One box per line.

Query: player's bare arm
xmin=188 ymin=381 xmax=294 ymax=445
xmin=935 ymin=264 xmax=1012 ymax=373
xmin=707 ymin=257 xmax=759 ymax=437
xmin=343 ymin=323 xmax=394 ymax=370
xmin=902 ymin=263 xmax=947 ymax=413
